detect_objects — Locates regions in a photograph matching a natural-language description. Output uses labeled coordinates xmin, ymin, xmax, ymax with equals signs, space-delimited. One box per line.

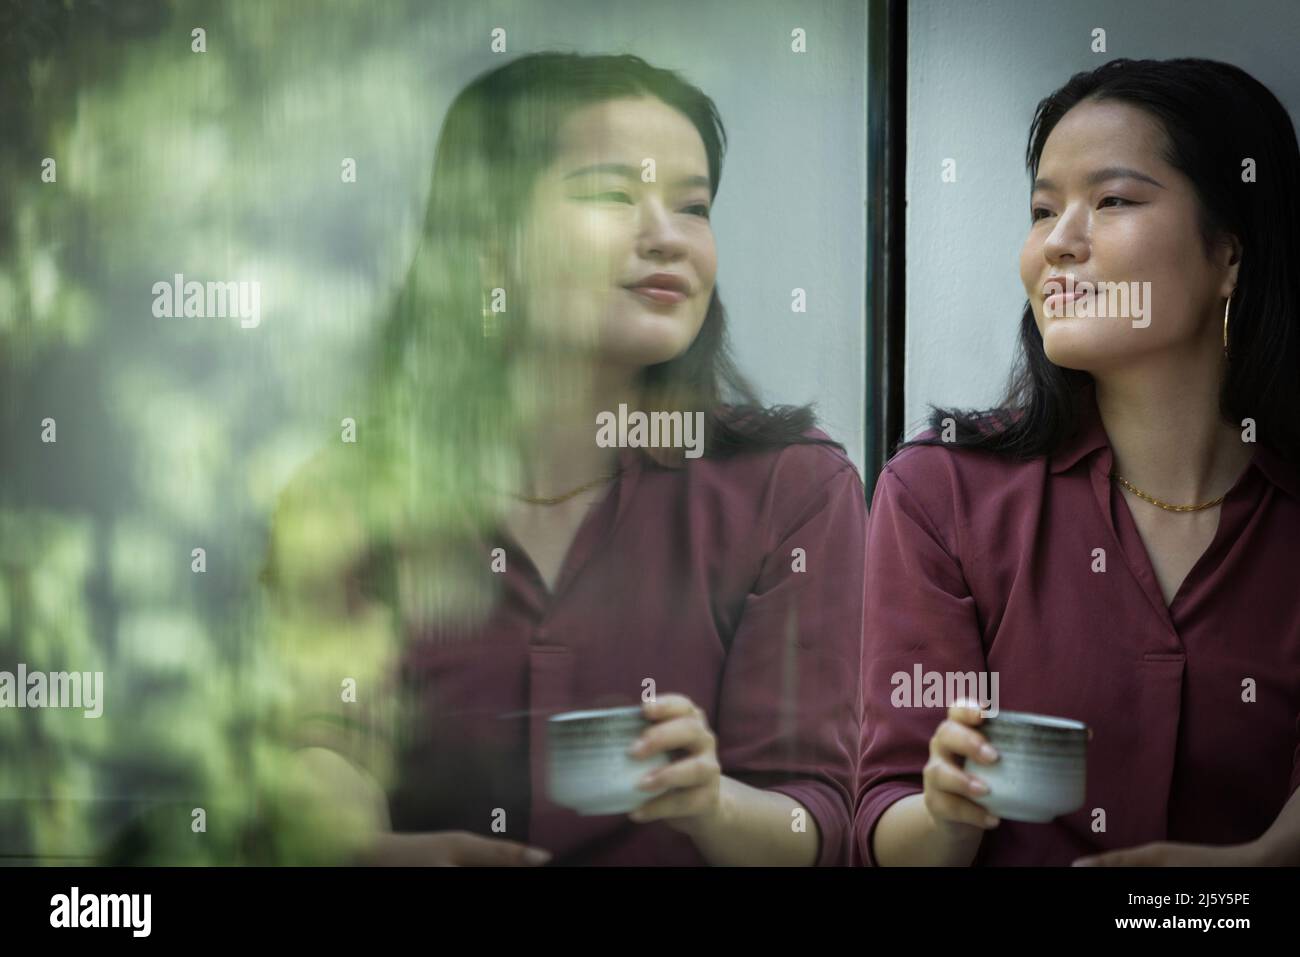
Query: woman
xmin=856 ymin=58 xmax=1300 ymax=866
xmin=265 ymin=52 xmax=865 ymax=866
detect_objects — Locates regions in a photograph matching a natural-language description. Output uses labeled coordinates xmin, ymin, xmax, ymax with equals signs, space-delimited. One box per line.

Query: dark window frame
xmin=865 ymin=0 xmax=907 ymax=499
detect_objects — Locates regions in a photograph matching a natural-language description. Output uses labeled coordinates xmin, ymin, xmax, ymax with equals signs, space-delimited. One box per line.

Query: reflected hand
xmin=627 ymin=694 xmax=723 ymax=834
xmin=1073 ymin=841 xmax=1261 ymax=867
xmin=361 ymin=831 xmax=552 ymax=867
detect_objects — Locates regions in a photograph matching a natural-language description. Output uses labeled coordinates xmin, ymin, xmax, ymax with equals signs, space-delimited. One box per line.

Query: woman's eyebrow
xmin=563 ymin=162 xmax=710 ymax=189
xmin=1032 ymin=166 xmax=1166 ymax=193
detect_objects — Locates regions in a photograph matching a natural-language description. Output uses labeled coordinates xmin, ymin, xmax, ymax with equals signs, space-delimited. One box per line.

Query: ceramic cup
xmin=546 ymin=706 xmax=670 ymax=816
xmin=967 ymin=711 xmax=1088 ymax=823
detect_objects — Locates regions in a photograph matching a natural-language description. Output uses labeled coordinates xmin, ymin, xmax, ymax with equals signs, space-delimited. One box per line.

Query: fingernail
xmin=638 ymin=772 xmax=658 ymax=789
xmin=968 ymin=777 xmax=989 ymax=795
xmin=524 ymin=848 xmax=551 ymax=865
xmin=983 ymin=814 xmax=1000 ymax=828
xmin=1072 ymin=858 xmax=1095 ymax=867
xmin=628 ymin=809 xmax=644 ymax=822
xmin=627 ymin=740 xmax=644 ymax=756
xmin=979 ymin=744 xmax=998 ymax=762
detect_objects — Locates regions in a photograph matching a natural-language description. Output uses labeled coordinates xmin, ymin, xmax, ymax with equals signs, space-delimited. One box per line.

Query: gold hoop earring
xmin=1222 ymin=294 xmax=1231 ymax=357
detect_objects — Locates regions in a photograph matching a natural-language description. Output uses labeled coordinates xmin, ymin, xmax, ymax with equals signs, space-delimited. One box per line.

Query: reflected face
xmin=509 ymin=96 xmax=718 ymax=366
xmin=1019 ymin=99 xmax=1233 ymax=372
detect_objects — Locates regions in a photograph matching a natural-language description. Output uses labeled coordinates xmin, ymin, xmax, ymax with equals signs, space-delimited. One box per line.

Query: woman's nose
xmin=637 ymin=200 xmax=689 ymax=258
xmin=1043 ymin=205 xmax=1090 ymax=264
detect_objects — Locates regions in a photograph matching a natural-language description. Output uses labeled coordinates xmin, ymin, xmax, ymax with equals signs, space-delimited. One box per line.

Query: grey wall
xmin=905 ymin=0 xmax=1300 ymax=437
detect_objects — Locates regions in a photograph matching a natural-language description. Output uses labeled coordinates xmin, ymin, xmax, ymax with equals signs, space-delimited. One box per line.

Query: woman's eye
xmin=1098 ymin=196 xmax=1133 ymax=208
xmin=1031 ymin=207 xmax=1053 ymax=222
xmin=586 ymin=193 xmax=710 ymax=219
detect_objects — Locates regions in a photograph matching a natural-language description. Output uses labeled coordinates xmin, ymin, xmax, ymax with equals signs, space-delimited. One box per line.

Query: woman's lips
xmin=626 ymin=286 xmax=686 ymax=305
xmin=1044 ymin=290 xmax=1089 ymax=315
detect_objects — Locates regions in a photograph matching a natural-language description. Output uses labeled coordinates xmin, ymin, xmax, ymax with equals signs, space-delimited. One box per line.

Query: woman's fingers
xmin=361 ymin=831 xmax=550 ymax=866
xmin=931 ymin=717 xmax=998 ymax=765
xmin=925 ymin=707 xmax=1001 ymax=831
xmin=627 ymin=693 xmax=720 ymax=826
xmin=924 ymin=754 xmax=991 ymax=799
xmin=629 ymin=785 xmax=714 ymax=823
xmin=924 ymin=787 xmax=1001 ymax=830
xmin=946 ymin=702 xmax=986 ymax=727
xmin=630 ymin=714 xmax=713 ymax=758
xmin=642 ymin=694 xmax=701 ymax=722
xmin=636 ymin=752 xmax=718 ymax=792
xmin=446 ymin=832 xmax=552 ymax=867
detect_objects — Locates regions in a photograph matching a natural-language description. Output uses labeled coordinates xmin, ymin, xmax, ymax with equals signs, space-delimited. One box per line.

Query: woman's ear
xmin=1219 ymin=233 xmax=1243 ymax=297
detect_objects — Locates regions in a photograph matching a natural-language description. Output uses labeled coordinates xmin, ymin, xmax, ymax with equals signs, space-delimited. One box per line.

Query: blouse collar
xmin=1047 ymin=383 xmax=1110 ymax=476
xmin=1048 ymin=381 xmax=1300 ymax=500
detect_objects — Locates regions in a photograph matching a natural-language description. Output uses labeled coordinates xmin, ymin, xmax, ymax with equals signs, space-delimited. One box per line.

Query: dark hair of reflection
xmin=905 ymin=58 xmax=1300 ymax=463
xmin=371 ymin=51 xmax=841 ymax=467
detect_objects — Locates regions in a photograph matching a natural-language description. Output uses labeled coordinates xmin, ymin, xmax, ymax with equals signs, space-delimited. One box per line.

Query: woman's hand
xmin=1073 ymin=841 xmax=1263 ymax=867
xmin=924 ymin=702 xmax=1002 ymax=834
xmin=626 ymin=694 xmax=725 ymax=835
xmin=360 ymin=831 xmax=552 ymax=867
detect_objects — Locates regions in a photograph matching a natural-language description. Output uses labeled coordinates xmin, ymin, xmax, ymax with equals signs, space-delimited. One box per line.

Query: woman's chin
xmin=1042 ymin=325 xmax=1133 ymax=372
xmin=598 ymin=331 xmax=696 ymax=369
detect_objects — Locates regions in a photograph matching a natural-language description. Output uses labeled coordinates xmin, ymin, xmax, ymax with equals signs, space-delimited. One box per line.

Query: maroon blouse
xmin=855 ymin=384 xmax=1300 ymax=865
xmin=387 ymin=433 xmax=866 ymax=865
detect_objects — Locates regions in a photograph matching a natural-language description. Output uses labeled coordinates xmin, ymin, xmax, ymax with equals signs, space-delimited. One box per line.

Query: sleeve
xmin=853 ymin=460 xmax=988 ymax=866
xmin=713 ymin=454 xmax=867 ymax=866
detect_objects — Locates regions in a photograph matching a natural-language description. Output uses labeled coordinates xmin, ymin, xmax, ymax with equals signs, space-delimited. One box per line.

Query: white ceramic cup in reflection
xmin=966 ymin=711 xmax=1088 ymax=823
xmin=547 ymin=706 xmax=670 ymax=816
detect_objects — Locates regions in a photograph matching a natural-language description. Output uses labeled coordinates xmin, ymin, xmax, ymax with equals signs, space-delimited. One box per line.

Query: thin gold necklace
xmin=513 ymin=469 xmax=621 ymax=506
xmin=1110 ymin=471 xmax=1225 ymax=512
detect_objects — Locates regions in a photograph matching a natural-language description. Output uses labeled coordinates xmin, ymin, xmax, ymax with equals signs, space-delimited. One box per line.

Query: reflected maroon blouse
xmin=855 ymin=385 xmax=1300 ymax=866
xmin=388 ymin=434 xmax=866 ymax=865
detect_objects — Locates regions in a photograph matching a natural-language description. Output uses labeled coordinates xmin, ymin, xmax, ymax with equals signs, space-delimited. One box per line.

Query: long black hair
xmin=373 ymin=51 xmax=838 ymax=471
xmin=905 ymin=58 xmax=1300 ymax=462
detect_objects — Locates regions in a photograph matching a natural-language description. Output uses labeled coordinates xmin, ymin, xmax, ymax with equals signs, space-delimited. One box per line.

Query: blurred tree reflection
xmin=1 ymin=0 xmax=494 ymax=863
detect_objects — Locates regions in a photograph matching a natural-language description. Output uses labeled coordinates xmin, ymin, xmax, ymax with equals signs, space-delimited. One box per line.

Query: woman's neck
xmin=510 ymin=352 xmax=641 ymax=498
xmin=1093 ymin=351 xmax=1253 ymax=505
